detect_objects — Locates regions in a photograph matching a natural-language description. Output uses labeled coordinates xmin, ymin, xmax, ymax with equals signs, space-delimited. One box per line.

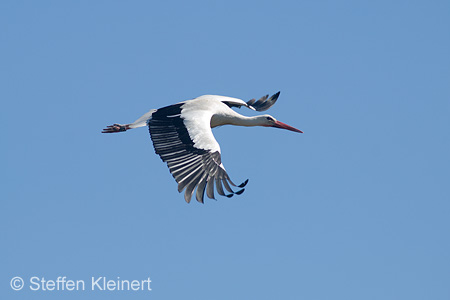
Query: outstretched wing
xmin=148 ymin=103 xmax=248 ymax=203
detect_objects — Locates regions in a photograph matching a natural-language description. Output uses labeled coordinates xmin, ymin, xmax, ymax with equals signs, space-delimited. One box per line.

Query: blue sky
xmin=2 ymin=1 xmax=449 ymax=299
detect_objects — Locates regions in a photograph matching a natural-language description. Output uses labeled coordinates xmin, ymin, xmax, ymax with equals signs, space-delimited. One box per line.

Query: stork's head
xmin=261 ymin=115 xmax=303 ymax=133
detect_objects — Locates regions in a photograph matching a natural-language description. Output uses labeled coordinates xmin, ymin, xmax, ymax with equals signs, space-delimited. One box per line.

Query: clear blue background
xmin=2 ymin=1 xmax=449 ymax=299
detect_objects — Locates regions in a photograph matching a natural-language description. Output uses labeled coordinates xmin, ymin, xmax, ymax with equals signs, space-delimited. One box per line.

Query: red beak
xmin=273 ymin=121 xmax=303 ymax=133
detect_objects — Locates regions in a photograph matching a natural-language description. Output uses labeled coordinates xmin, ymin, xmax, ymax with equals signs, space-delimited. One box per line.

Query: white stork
xmin=102 ymin=92 xmax=302 ymax=203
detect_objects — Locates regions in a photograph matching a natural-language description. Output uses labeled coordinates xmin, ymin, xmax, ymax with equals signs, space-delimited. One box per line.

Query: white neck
xmin=211 ymin=114 xmax=266 ymax=128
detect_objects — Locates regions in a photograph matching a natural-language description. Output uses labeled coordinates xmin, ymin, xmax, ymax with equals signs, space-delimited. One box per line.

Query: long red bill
xmin=273 ymin=121 xmax=303 ymax=133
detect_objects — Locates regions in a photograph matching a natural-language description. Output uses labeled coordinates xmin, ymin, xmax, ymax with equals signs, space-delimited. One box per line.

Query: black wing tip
xmin=238 ymin=179 xmax=249 ymax=188
xmin=184 ymin=181 xmax=247 ymax=203
xmin=235 ymin=188 xmax=245 ymax=195
xmin=246 ymin=91 xmax=281 ymax=111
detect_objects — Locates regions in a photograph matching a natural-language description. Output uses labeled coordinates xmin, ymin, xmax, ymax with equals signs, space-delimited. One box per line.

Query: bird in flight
xmin=102 ymin=92 xmax=302 ymax=203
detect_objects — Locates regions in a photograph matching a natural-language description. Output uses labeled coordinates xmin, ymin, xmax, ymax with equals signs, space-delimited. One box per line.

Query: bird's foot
xmin=102 ymin=124 xmax=129 ymax=133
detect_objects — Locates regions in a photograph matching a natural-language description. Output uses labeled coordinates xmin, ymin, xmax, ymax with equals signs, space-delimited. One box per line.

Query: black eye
xmin=266 ymin=117 xmax=273 ymax=121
